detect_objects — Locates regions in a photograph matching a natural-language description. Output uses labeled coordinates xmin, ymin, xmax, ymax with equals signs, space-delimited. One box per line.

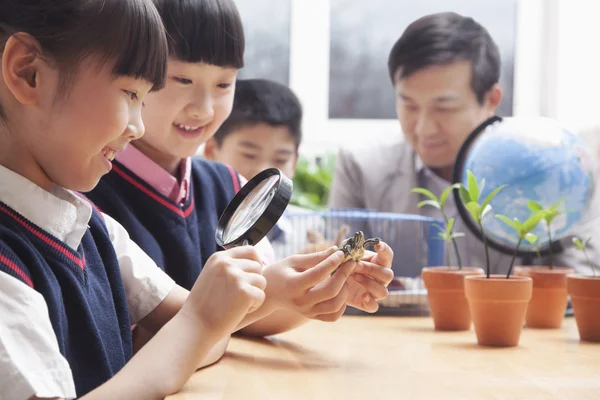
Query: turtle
xmin=339 ymin=231 xmax=381 ymax=263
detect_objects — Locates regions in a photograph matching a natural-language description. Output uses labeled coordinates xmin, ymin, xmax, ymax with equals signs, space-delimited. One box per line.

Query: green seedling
xmin=527 ymin=200 xmax=566 ymax=269
xmin=572 ymin=236 xmax=597 ymax=277
xmin=496 ymin=211 xmax=545 ymax=278
xmin=412 ymin=183 xmax=464 ymax=269
xmin=432 ymin=218 xmax=465 ymax=268
xmin=458 ymin=170 xmax=506 ymax=278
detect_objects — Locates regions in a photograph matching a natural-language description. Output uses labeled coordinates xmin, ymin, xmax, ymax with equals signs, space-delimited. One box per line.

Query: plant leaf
xmin=572 ymin=236 xmax=591 ymax=250
xmin=432 ymin=223 xmax=445 ymax=233
xmin=440 ymin=183 xmax=461 ymax=207
xmin=451 ymin=232 xmax=465 ymax=238
xmin=496 ymin=214 xmax=514 ymax=227
xmin=525 ymin=233 xmax=537 ymax=243
xmin=465 ymin=202 xmax=481 ymax=223
xmin=411 ymin=187 xmax=438 ymax=202
xmin=417 ymin=199 xmax=441 ymax=210
xmin=522 ymin=211 xmax=544 ymax=233
xmin=513 ymin=218 xmax=522 ymax=232
xmin=527 ymin=200 xmax=543 ymax=212
xmin=543 ymin=209 xmax=559 ymax=225
xmin=458 ymin=184 xmax=471 ymax=204
xmin=467 ymin=170 xmax=480 ymax=202
xmin=481 ymin=204 xmax=492 ymax=218
xmin=480 ymin=184 xmax=507 ymax=213
xmin=551 ymin=199 xmax=565 ymax=210
xmin=446 ymin=218 xmax=455 ymax=234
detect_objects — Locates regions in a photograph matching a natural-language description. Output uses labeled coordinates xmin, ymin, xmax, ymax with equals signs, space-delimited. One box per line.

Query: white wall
xmin=550 ymin=0 xmax=600 ymax=133
xmin=513 ymin=0 xmax=547 ymax=117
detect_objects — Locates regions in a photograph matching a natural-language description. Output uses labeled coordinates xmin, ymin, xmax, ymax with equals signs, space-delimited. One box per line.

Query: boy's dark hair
xmin=0 ymin=0 xmax=168 ymax=120
xmin=154 ymin=0 xmax=244 ymax=68
xmin=387 ymin=12 xmax=501 ymax=104
xmin=214 ymin=79 xmax=303 ymax=149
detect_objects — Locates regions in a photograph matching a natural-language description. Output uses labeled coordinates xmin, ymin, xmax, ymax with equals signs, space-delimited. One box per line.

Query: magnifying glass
xmin=215 ymin=168 xmax=293 ymax=248
xmin=452 ymin=115 xmax=595 ymax=259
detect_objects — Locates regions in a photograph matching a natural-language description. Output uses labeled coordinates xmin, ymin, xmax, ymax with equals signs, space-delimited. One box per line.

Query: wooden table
xmin=168 ymin=316 xmax=600 ymax=400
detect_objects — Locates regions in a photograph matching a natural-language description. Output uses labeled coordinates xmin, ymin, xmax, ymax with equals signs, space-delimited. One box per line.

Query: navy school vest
xmin=0 ymin=201 xmax=132 ymax=397
xmin=85 ymin=158 xmax=240 ymax=290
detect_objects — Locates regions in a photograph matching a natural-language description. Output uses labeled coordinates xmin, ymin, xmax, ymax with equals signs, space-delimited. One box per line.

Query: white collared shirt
xmin=0 ymin=165 xmax=175 ymax=400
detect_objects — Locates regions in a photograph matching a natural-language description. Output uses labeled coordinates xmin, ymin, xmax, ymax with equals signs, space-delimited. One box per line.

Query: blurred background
xmin=219 ymin=0 xmax=600 ymax=210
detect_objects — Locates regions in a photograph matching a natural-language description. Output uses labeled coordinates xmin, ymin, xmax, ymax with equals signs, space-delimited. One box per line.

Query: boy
xmin=204 ymin=78 xmax=301 ymax=185
xmin=204 ymin=78 xmax=342 ymax=260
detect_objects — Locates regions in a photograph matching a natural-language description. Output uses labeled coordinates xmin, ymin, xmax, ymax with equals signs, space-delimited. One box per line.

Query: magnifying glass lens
xmin=223 ymin=175 xmax=279 ymax=243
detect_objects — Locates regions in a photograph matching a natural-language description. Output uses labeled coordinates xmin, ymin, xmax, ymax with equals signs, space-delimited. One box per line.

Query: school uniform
xmin=0 ymin=164 xmax=175 ymax=399
xmin=86 ymin=145 xmax=275 ymax=291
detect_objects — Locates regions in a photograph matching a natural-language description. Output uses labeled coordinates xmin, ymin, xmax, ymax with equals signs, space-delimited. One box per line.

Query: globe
xmin=460 ymin=116 xmax=595 ymax=253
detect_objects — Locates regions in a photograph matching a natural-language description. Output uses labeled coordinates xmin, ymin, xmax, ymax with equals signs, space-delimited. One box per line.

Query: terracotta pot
xmin=567 ymin=275 xmax=600 ymax=342
xmin=464 ymin=275 xmax=532 ymax=347
xmin=421 ymin=267 xmax=484 ymax=331
xmin=514 ymin=266 xmax=574 ymax=329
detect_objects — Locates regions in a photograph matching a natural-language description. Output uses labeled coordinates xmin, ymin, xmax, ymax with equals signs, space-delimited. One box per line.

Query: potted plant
xmin=412 ymin=185 xmax=484 ymax=331
xmin=567 ymin=236 xmax=600 ymax=342
xmin=460 ymin=170 xmax=533 ymax=347
xmin=514 ymin=200 xmax=574 ymax=329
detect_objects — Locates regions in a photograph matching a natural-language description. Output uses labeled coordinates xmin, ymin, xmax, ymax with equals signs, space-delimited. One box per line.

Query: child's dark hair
xmin=388 ymin=12 xmax=500 ymax=104
xmin=0 ymin=0 xmax=168 ymax=119
xmin=214 ymin=79 xmax=303 ymax=149
xmin=153 ymin=0 xmax=244 ymax=68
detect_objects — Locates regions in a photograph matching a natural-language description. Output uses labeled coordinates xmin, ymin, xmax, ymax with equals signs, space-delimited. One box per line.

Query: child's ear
xmin=484 ymin=83 xmax=503 ymax=115
xmin=203 ymin=137 xmax=218 ymax=160
xmin=1 ymin=34 xmax=44 ymax=106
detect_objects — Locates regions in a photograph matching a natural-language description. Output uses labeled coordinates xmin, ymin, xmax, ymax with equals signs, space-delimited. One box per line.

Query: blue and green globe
xmin=461 ymin=116 xmax=595 ymax=252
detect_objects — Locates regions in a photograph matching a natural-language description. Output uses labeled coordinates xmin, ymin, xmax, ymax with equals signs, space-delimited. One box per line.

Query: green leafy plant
xmin=527 ymin=200 xmax=565 ymax=269
xmin=290 ymin=153 xmax=336 ymax=211
xmin=572 ymin=236 xmax=597 ymax=277
xmin=496 ymin=212 xmax=545 ymax=278
xmin=458 ymin=170 xmax=506 ymax=278
xmin=434 ymin=218 xmax=465 ymax=268
xmin=411 ymin=184 xmax=464 ymax=269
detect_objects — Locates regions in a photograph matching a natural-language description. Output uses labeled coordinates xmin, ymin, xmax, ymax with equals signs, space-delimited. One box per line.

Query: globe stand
xmin=451 ymin=115 xmax=564 ymax=259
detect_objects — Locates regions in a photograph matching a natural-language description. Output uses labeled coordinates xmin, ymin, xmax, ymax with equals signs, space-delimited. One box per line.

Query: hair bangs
xmin=94 ymin=0 xmax=168 ymax=91
xmin=156 ymin=0 xmax=244 ymax=68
